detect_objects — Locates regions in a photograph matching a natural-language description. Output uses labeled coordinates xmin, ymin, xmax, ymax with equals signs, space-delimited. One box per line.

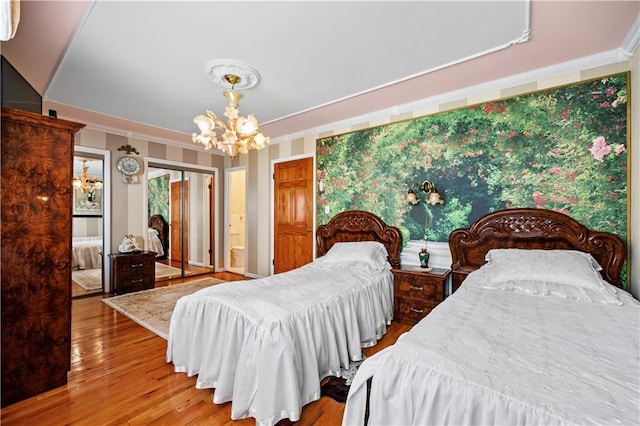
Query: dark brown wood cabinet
xmin=1 ymin=107 xmax=85 ymax=407
xmin=392 ymin=266 xmax=450 ymax=326
xmin=108 ymin=252 xmax=156 ymax=295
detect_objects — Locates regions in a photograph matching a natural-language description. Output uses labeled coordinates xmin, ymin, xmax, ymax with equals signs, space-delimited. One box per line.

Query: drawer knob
xmin=131 ymin=278 xmax=143 ymax=284
xmin=410 ymin=308 xmax=424 ymax=314
xmin=131 ymin=263 xmax=143 ymax=268
xmin=410 ymin=286 xmax=423 ymax=291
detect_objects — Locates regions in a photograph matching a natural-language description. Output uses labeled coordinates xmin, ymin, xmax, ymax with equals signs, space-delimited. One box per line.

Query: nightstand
xmin=392 ymin=266 xmax=450 ymax=325
xmin=108 ymin=251 xmax=156 ymax=295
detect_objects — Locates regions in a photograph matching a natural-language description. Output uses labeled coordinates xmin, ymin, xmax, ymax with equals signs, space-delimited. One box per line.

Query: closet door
xmin=0 ymin=107 xmax=85 ymax=407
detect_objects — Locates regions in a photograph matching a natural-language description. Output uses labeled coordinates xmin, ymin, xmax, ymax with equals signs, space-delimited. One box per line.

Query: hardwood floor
xmin=1 ymin=272 xmax=411 ymax=425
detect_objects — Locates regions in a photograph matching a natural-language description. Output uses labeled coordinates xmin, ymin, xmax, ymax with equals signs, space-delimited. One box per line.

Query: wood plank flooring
xmin=1 ymin=272 xmax=410 ymax=425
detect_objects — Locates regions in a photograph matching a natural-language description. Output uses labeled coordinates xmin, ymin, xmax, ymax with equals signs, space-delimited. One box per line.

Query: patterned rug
xmin=72 ymin=268 xmax=102 ymax=291
xmin=320 ymin=357 xmax=366 ymax=403
xmin=101 ymin=278 xmax=226 ymax=339
xmin=155 ymin=262 xmax=182 ymax=279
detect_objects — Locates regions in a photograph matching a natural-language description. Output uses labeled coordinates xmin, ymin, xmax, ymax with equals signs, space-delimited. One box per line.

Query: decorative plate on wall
xmin=116 ymin=156 xmax=141 ymax=183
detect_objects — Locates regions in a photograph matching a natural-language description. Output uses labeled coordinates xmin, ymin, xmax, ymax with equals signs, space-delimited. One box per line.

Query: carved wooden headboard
xmin=449 ymin=208 xmax=626 ymax=292
xmin=316 ymin=210 xmax=402 ymax=269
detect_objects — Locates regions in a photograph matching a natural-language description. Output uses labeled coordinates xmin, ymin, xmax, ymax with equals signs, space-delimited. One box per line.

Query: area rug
xmin=155 ymin=262 xmax=182 ymax=279
xmin=320 ymin=357 xmax=366 ymax=403
xmin=101 ymin=278 xmax=225 ymax=339
xmin=72 ymin=268 xmax=102 ymax=291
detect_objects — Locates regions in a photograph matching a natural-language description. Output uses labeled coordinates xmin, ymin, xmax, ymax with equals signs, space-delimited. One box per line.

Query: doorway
xmin=225 ymin=168 xmax=246 ymax=275
xmin=146 ymin=161 xmax=216 ymax=281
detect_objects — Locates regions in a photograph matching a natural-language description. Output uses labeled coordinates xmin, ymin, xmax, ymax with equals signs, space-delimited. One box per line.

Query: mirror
xmin=147 ymin=165 xmax=215 ymax=281
xmin=71 ymin=155 xmax=104 ymax=297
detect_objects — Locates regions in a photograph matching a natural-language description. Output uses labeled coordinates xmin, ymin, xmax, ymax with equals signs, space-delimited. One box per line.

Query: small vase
xmin=419 ymin=248 xmax=430 ymax=268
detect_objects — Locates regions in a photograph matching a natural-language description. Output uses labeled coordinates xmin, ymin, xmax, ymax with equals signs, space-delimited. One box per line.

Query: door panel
xmin=274 ymin=157 xmax=313 ymax=274
xmin=170 ymin=180 xmax=189 ymax=263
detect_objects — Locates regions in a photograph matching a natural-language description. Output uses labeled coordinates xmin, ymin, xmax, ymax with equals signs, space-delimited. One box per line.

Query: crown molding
xmin=271 ymin=44 xmax=636 ymax=145
xmin=619 ymin=15 xmax=640 ymax=59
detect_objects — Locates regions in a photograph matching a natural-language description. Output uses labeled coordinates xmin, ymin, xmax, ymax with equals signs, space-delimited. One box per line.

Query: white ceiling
xmin=2 ymin=1 xmax=639 ymax=146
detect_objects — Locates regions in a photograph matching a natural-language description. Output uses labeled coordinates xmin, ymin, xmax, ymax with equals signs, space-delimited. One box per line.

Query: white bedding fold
xmin=167 ymin=263 xmax=393 ymax=425
xmin=72 ymin=236 xmax=102 ymax=270
xmin=343 ymin=272 xmax=640 ymax=426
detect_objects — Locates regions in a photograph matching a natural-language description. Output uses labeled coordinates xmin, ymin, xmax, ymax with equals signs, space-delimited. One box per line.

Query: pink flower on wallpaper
xmin=612 ymin=95 xmax=626 ymax=107
xmin=532 ymin=191 xmax=547 ymax=207
xmin=614 ymin=144 xmax=626 ymax=155
xmin=549 ymin=167 xmax=562 ymax=175
xmin=600 ymin=102 xmax=611 ymax=108
xmin=588 ymin=136 xmax=612 ymax=162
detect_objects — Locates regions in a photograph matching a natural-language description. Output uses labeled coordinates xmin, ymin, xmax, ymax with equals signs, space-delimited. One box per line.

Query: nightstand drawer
xmin=395 ymin=279 xmax=441 ymax=299
xmin=117 ymin=256 xmax=154 ymax=271
xmin=395 ymin=298 xmax=439 ymax=325
xmin=392 ymin=266 xmax=450 ymax=326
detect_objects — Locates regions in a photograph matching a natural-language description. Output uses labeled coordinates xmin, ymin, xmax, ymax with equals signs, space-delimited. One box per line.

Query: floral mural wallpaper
xmin=316 ymin=73 xmax=628 ymax=257
xmin=148 ymin=174 xmax=170 ymax=221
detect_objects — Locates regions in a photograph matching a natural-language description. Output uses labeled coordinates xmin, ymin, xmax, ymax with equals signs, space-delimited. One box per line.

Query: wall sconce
xmin=406 ymin=181 xmax=444 ymax=205
xmin=406 ymin=180 xmax=445 ymax=269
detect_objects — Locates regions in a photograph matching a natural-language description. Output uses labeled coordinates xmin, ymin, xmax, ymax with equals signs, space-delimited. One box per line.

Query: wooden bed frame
xmin=316 ymin=210 xmax=402 ymax=269
xmin=449 ymin=208 xmax=626 ymax=292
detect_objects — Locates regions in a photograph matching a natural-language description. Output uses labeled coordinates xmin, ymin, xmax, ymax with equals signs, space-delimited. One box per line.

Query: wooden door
xmin=208 ymin=176 xmax=215 ymax=266
xmin=274 ymin=157 xmax=314 ymax=274
xmin=170 ymin=180 xmax=189 ymax=264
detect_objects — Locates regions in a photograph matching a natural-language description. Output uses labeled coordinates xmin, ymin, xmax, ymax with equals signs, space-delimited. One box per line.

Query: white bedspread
xmin=344 ymin=272 xmax=640 ymax=426
xmin=72 ymin=236 xmax=102 ymax=270
xmin=167 ymin=262 xmax=393 ymax=425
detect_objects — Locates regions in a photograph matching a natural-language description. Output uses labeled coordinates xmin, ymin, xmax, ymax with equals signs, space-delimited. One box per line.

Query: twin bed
xmin=167 ymin=210 xmax=401 ymax=425
xmin=166 ymin=208 xmax=638 ymax=425
xmin=343 ymin=208 xmax=638 ymax=425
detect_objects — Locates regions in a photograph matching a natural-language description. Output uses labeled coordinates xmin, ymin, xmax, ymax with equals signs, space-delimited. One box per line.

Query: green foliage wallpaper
xmin=148 ymin=174 xmax=169 ymax=221
xmin=316 ymin=73 xmax=628 ymax=247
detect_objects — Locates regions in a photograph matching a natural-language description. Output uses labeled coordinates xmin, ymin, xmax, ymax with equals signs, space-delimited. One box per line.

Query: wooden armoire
xmin=1 ymin=107 xmax=85 ymax=407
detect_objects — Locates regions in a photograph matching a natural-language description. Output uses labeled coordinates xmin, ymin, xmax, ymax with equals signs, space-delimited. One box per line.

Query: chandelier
xmin=73 ymin=160 xmax=103 ymax=193
xmin=192 ymin=73 xmax=270 ymax=158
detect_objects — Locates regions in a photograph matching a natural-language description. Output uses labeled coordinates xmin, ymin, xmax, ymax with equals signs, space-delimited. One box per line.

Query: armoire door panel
xmin=1 ymin=107 xmax=85 ymax=407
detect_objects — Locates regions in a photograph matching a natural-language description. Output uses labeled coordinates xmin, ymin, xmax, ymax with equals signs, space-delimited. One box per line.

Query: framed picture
xmin=73 ymin=187 xmax=102 ymax=216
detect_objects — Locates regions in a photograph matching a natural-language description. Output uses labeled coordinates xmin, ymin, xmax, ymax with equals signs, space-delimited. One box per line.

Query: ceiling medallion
xmin=205 ymin=59 xmax=260 ymax=90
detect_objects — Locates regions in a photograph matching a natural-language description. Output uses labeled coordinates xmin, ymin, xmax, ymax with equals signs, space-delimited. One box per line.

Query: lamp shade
xmin=427 ymin=191 xmax=444 ymax=205
xmin=406 ymin=189 xmax=420 ymax=205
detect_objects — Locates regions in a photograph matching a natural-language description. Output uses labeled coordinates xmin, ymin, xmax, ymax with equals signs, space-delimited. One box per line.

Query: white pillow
xmin=314 ymin=241 xmax=389 ymax=272
xmin=474 ymin=249 xmax=622 ymax=304
xmin=484 ymin=249 xmax=604 ymax=289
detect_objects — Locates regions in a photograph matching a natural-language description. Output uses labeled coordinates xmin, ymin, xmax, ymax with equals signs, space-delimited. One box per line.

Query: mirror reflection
xmin=147 ymin=166 xmax=215 ymax=281
xmin=71 ymin=156 xmax=104 ymax=297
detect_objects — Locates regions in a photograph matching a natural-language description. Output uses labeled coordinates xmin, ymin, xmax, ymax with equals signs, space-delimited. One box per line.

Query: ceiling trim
xmin=270 ymin=45 xmax=636 ymax=145
xmin=66 ymin=15 xmax=639 ymax=154
xmin=68 ymin=45 xmax=631 ymax=153
xmin=262 ymin=0 xmax=532 ymax=127
xmin=620 ymin=15 xmax=640 ymax=58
